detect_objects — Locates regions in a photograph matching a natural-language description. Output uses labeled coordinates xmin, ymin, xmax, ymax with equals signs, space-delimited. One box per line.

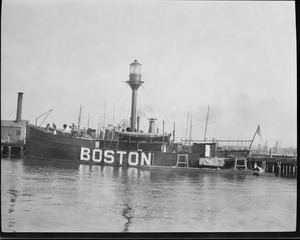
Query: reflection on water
xmin=122 ymin=202 xmax=133 ymax=232
xmin=8 ymin=189 xmax=18 ymax=213
xmin=24 ymin=158 xmax=81 ymax=171
xmin=7 ymin=189 xmax=18 ymax=230
xmin=1 ymin=157 xmax=297 ymax=233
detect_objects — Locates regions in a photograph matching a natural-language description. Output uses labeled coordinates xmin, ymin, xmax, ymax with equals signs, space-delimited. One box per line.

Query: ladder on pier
xmin=234 ymin=157 xmax=247 ymax=171
xmin=176 ymin=154 xmax=189 ymax=168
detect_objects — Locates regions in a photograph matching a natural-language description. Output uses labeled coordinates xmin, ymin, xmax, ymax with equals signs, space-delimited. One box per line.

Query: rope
xmin=79 ymin=84 xmax=130 ymax=131
xmin=109 ymin=84 xmax=131 ymax=125
xmin=140 ymin=86 xmax=173 ymax=132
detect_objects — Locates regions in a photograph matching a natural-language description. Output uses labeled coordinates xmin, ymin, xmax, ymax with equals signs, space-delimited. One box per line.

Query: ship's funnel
xmin=15 ymin=92 xmax=24 ymax=122
xmin=137 ymin=116 xmax=140 ymax=132
xmin=148 ymin=118 xmax=157 ymax=134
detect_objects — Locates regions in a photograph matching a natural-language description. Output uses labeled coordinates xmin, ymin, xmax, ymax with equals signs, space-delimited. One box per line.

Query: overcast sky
xmin=1 ymin=0 xmax=297 ymax=148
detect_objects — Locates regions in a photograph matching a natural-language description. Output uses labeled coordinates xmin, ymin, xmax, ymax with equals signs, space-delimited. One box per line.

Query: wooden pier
xmin=248 ymin=154 xmax=297 ymax=179
xmin=1 ymin=143 xmax=25 ymax=157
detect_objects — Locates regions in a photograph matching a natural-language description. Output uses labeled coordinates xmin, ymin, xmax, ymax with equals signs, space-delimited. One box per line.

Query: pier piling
xmin=249 ymin=156 xmax=296 ymax=179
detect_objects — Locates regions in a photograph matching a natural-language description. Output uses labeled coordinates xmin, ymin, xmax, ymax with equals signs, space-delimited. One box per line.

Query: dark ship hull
xmin=25 ymin=60 xmax=267 ymax=176
xmin=26 ymin=124 xmax=199 ymax=167
xmin=25 ymin=124 xmax=252 ymax=171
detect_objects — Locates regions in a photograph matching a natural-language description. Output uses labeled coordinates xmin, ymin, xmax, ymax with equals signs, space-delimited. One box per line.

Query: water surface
xmin=1 ymin=157 xmax=297 ymax=232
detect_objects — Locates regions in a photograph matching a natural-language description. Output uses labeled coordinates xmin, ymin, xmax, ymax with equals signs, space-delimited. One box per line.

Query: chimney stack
xmin=148 ymin=118 xmax=157 ymax=134
xmin=16 ymin=92 xmax=24 ymax=122
xmin=137 ymin=116 xmax=140 ymax=132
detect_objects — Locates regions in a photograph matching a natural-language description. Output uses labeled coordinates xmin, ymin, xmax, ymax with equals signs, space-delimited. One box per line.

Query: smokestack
xmin=16 ymin=92 xmax=24 ymax=122
xmin=148 ymin=118 xmax=156 ymax=134
xmin=137 ymin=116 xmax=140 ymax=132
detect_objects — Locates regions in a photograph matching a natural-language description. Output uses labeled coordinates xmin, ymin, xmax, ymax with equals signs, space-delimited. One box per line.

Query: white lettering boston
xmin=80 ymin=147 xmax=151 ymax=166
xmin=128 ymin=152 xmax=139 ymax=166
xmin=104 ymin=150 xmax=114 ymax=164
xmin=80 ymin=147 xmax=90 ymax=161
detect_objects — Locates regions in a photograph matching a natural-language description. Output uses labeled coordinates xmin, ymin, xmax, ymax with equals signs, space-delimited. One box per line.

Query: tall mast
xmin=78 ymin=104 xmax=82 ymax=132
xmin=126 ymin=60 xmax=143 ymax=132
xmin=189 ymin=113 xmax=192 ymax=145
xmin=163 ymin=120 xmax=165 ymax=144
xmin=112 ymin=106 xmax=115 ymax=127
xmin=87 ymin=112 xmax=90 ymax=129
xmin=103 ymin=101 xmax=106 ymax=129
xmin=185 ymin=112 xmax=189 ymax=144
xmin=173 ymin=122 xmax=176 ymax=142
xmin=97 ymin=114 xmax=100 ymax=138
xmin=204 ymin=105 xmax=209 ymax=142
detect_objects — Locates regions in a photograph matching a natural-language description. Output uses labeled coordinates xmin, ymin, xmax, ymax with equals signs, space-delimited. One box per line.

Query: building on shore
xmin=1 ymin=92 xmax=28 ymax=156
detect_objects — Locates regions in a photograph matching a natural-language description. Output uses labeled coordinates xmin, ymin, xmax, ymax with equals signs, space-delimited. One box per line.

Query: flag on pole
xmin=256 ymin=125 xmax=262 ymax=142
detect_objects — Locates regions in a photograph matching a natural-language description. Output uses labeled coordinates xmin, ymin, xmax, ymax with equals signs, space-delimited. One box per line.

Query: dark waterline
xmin=1 ymin=157 xmax=297 ymax=233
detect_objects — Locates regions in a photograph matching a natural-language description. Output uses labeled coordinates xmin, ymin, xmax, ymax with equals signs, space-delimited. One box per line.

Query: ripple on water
xmin=1 ymin=158 xmax=297 ymax=232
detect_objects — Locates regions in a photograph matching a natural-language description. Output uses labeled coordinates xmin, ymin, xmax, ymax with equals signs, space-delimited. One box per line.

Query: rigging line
xmin=104 ymin=83 xmax=129 ymax=108
xmin=114 ymin=95 xmax=131 ymax=122
xmin=111 ymin=84 xmax=131 ymax=108
xmin=90 ymin=85 xmax=130 ymax=124
xmin=111 ymin=85 xmax=131 ymax=120
xmin=140 ymin=86 xmax=166 ymax=119
xmin=140 ymin=86 xmax=172 ymax=129
xmin=36 ymin=109 xmax=53 ymax=127
xmin=136 ymin=100 xmax=153 ymax=132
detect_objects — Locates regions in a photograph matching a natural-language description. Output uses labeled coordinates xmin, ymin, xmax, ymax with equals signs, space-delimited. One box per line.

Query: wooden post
xmin=284 ymin=164 xmax=287 ymax=178
xmin=275 ymin=162 xmax=280 ymax=177
xmin=292 ymin=165 xmax=295 ymax=178
xmin=20 ymin=147 xmax=24 ymax=157
xmin=8 ymin=146 xmax=11 ymax=157
xmin=262 ymin=161 xmax=266 ymax=171
xmin=278 ymin=163 xmax=280 ymax=176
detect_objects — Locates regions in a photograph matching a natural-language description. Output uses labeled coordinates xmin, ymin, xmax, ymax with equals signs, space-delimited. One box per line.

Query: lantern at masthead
xmin=126 ymin=60 xmax=144 ymax=132
xmin=129 ymin=59 xmax=142 ymax=81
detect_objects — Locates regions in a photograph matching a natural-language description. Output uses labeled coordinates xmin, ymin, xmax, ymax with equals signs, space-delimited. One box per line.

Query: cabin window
xmin=16 ymin=130 xmax=21 ymax=136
